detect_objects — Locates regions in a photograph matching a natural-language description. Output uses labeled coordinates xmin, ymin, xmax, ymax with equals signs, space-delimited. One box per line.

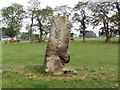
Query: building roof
xmin=1 ymin=36 xmax=11 ymax=38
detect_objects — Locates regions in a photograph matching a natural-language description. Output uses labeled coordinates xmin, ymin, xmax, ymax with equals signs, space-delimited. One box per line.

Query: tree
xmin=34 ymin=6 xmax=53 ymax=42
xmin=109 ymin=1 xmax=120 ymax=42
xmin=54 ymin=5 xmax=72 ymax=19
xmin=115 ymin=1 xmax=120 ymax=42
xmin=89 ymin=2 xmax=115 ymax=42
xmin=70 ymin=33 xmax=74 ymax=37
xmin=34 ymin=34 xmax=39 ymax=40
xmin=72 ymin=2 xmax=89 ymax=42
xmin=27 ymin=0 xmax=41 ymax=41
xmin=1 ymin=3 xmax=25 ymax=39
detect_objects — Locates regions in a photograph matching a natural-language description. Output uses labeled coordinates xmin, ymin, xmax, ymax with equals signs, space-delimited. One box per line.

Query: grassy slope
xmin=2 ymin=38 xmax=118 ymax=88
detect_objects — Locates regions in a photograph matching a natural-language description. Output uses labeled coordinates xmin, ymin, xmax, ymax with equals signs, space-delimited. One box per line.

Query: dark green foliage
xmin=89 ymin=2 xmax=120 ymax=42
xmin=2 ymin=27 xmax=17 ymax=38
xmin=34 ymin=6 xmax=53 ymax=42
xmin=34 ymin=34 xmax=39 ymax=40
xmin=1 ymin=3 xmax=25 ymax=38
xmin=72 ymin=2 xmax=89 ymax=42
xmin=70 ymin=33 xmax=74 ymax=37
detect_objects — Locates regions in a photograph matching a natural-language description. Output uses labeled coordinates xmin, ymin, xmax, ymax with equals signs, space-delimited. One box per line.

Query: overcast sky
xmin=0 ymin=0 xmax=81 ymax=10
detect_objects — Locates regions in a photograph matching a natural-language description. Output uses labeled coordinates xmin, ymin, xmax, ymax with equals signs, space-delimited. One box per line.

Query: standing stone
xmin=42 ymin=17 xmax=72 ymax=74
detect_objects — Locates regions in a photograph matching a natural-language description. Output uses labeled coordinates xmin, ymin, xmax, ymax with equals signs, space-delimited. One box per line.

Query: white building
xmin=1 ymin=36 xmax=17 ymax=41
xmin=1 ymin=36 xmax=11 ymax=41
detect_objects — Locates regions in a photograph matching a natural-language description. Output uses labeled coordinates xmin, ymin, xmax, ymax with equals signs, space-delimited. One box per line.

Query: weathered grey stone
xmin=42 ymin=17 xmax=73 ymax=74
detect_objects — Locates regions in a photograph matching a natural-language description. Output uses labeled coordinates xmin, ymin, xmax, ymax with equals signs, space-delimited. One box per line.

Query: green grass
xmin=2 ymin=38 xmax=118 ymax=88
xmin=75 ymin=37 xmax=119 ymax=42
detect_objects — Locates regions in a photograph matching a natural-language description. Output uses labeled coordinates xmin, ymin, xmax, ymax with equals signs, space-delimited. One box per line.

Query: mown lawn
xmin=2 ymin=38 xmax=118 ymax=88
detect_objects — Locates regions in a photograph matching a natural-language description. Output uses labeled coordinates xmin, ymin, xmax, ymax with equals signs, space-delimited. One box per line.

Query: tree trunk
xmin=29 ymin=29 xmax=32 ymax=41
xmin=104 ymin=22 xmax=111 ymax=42
xmin=105 ymin=36 xmax=111 ymax=42
xmin=83 ymin=32 xmax=85 ymax=42
xmin=43 ymin=33 xmax=48 ymax=41
xmin=118 ymin=29 xmax=120 ymax=43
xmin=42 ymin=17 xmax=73 ymax=74
xmin=81 ymin=12 xmax=86 ymax=42
xmin=38 ymin=30 xmax=43 ymax=42
xmin=115 ymin=1 xmax=120 ymax=43
xmin=37 ymin=16 xmax=43 ymax=43
xmin=29 ymin=13 xmax=34 ymax=42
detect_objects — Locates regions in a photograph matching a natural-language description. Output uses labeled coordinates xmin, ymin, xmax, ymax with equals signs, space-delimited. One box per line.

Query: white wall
xmin=1 ymin=38 xmax=11 ymax=41
xmin=1 ymin=37 xmax=17 ymax=41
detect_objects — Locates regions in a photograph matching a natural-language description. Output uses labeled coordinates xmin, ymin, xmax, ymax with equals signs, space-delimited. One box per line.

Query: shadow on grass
xmin=23 ymin=64 xmax=78 ymax=78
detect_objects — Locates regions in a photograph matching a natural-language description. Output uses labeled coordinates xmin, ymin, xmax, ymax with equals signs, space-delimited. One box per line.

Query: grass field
xmin=2 ymin=38 xmax=118 ymax=88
